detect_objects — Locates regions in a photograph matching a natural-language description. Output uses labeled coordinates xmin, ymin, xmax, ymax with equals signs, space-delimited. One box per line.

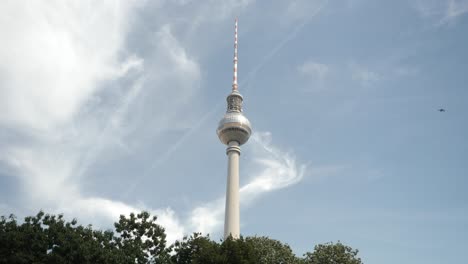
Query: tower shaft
xmin=217 ymin=18 xmax=251 ymax=240
xmin=224 ymin=141 xmax=240 ymax=239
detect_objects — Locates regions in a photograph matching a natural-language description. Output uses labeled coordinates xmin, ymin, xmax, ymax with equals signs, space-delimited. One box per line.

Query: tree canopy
xmin=0 ymin=211 xmax=364 ymax=264
xmin=304 ymin=242 xmax=363 ymax=264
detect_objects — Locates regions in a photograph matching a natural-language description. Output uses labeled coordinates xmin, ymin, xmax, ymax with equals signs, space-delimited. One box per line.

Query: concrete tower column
xmin=217 ymin=18 xmax=251 ymax=240
xmin=224 ymin=141 xmax=241 ymax=239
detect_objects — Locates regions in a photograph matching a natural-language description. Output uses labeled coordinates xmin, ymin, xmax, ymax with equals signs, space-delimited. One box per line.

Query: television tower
xmin=217 ymin=18 xmax=252 ymax=239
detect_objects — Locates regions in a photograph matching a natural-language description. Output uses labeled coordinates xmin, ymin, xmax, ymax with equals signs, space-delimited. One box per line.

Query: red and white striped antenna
xmin=232 ymin=18 xmax=238 ymax=91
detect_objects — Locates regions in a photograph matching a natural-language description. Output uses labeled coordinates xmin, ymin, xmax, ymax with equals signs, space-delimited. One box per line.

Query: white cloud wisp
xmin=350 ymin=62 xmax=381 ymax=86
xmin=189 ymin=132 xmax=306 ymax=236
xmin=0 ymin=1 xmax=194 ymax=244
xmin=0 ymin=1 xmax=139 ymax=130
xmin=0 ymin=1 xmax=310 ymax=246
xmin=299 ymin=61 xmax=329 ymax=80
xmin=413 ymin=0 xmax=468 ymax=26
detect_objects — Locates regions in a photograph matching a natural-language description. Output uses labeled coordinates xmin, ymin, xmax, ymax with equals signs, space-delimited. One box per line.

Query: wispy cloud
xmin=284 ymin=0 xmax=328 ymax=25
xmin=0 ymin=0 xmax=313 ymax=246
xmin=412 ymin=0 xmax=468 ymax=26
xmin=0 ymin=1 xmax=196 ymax=244
xmin=394 ymin=66 xmax=420 ymax=77
xmin=190 ymin=199 xmax=225 ymax=235
xmin=130 ymin=0 xmax=330 ymax=198
xmin=242 ymin=132 xmax=306 ymax=200
xmin=0 ymin=1 xmax=139 ymax=130
xmin=189 ymin=132 xmax=306 ymax=236
xmin=350 ymin=63 xmax=381 ymax=86
xmin=298 ymin=60 xmax=330 ymax=80
xmin=348 ymin=59 xmax=419 ymax=86
xmin=446 ymin=0 xmax=468 ymax=20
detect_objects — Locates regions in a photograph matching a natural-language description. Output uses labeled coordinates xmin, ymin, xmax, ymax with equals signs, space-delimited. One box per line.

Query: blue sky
xmin=1 ymin=0 xmax=467 ymax=263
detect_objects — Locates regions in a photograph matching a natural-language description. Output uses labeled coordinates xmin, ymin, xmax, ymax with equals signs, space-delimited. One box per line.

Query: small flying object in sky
xmin=438 ymin=108 xmax=446 ymax=112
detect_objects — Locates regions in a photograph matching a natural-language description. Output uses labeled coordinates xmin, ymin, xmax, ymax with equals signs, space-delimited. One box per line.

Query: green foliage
xmin=245 ymin=236 xmax=303 ymax=264
xmin=170 ymin=234 xmax=306 ymax=264
xmin=114 ymin=211 xmax=169 ymax=263
xmin=304 ymin=241 xmax=363 ymax=264
xmin=219 ymin=235 xmax=258 ymax=264
xmin=0 ymin=211 xmax=168 ymax=264
xmin=171 ymin=233 xmax=224 ymax=264
xmin=0 ymin=211 xmax=364 ymax=264
xmin=171 ymin=234 xmax=258 ymax=264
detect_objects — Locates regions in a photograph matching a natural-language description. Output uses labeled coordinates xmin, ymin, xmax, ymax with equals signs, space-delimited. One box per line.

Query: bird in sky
xmin=438 ymin=108 xmax=446 ymax=112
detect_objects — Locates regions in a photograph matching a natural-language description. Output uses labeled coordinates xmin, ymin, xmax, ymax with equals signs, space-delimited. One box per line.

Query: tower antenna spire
xmin=217 ymin=17 xmax=252 ymax=240
xmin=232 ymin=17 xmax=238 ymax=91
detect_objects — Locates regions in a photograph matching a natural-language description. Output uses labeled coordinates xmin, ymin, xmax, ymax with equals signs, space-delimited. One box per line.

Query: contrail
xmin=242 ymin=0 xmax=330 ymax=93
xmin=76 ymin=76 xmax=145 ymax=181
xmin=122 ymin=0 xmax=330 ymax=198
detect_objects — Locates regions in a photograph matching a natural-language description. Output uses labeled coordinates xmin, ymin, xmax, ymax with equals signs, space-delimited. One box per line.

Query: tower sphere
xmin=219 ymin=17 xmax=249 ymax=240
xmin=217 ymin=110 xmax=251 ymax=146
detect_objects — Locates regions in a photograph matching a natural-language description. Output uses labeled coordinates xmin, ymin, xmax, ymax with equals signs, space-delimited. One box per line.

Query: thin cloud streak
xmin=0 ymin=1 xmax=185 ymax=239
xmin=413 ymin=0 xmax=468 ymax=26
xmin=243 ymin=0 xmax=330 ymax=92
xmin=120 ymin=24 xmax=202 ymax=199
xmin=0 ymin=0 xmax=312 ymax=245
xmin=132 ymin=0 xmax=330 ymax=197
